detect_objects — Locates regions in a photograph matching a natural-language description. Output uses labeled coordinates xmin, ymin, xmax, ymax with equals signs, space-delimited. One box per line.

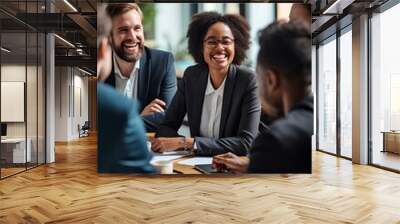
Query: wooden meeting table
xmin=147 ymin=133 xmax=205 ymax=174
xmin=147 ymin=133 xmax=242 ymax=174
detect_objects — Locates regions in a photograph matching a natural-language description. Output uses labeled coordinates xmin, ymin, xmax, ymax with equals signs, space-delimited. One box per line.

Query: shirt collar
xmin=113 ymin=53 xmax=140 ymax=80
xmin=205 ymin=73 xmax=226 ymax=95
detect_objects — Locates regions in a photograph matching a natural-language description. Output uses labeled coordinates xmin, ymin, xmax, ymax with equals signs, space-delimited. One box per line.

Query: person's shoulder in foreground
xmin=97 ymin=83 xmax=155 ymax=173
xmin=248 ymin=95 xmax=313 ymax=173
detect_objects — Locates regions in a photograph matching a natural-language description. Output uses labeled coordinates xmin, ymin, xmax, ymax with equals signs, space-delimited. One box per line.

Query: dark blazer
xmin=156 ymin=64 xmax=261 ymax=156
xmin=97 ymin=83 xmax=155 ymax=173
xmin=105 ymin=47 xmax=177 ymax=132
xmin=248 ymin=95 xmax=314 ymax=173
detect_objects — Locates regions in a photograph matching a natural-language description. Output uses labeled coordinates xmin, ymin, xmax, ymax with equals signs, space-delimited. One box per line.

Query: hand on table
xmin=141 ymin=99 xmax=166 ymax=116
xmin=212 ymin=152 xmax=249 ymax=174
xmin=151 ymin=137 xmax=194 ymax=153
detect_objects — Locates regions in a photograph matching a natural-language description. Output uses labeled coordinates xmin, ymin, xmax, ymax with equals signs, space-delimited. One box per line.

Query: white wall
xmin=1 ymin=82 xmax=25 ymax=122
xmin=55 ymin=66 xmax=68 ymax=141
xmin=54 ymin=67 xmax=89 ymax=141
xmin=1 ymin=65 xmax=26 ymax=81
xmin=1 ymin=64 xmax=46 ymax=163
xmin=72 ymin=73 xmax=89 ymax=138
xmin=1 ymin=65 xmax=33 ymax=138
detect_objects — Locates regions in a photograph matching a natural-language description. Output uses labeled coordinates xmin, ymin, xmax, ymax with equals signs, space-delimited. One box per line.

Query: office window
xmin=276 ymin=3 xmax=293 ymax=21
xmin=339 ymin=28 xmax=352 ymax=158
xmin=225 ymin=3 xmax=240 ymax=14
xmin=371 ymin=3 xmax=400 ymax=171
xmin=317 ymin=36 xmax=337 ymax=154
xmin=199 ymin=3 xmax=224 ymax=13
xmin=312 ymin=45 xmax=317 ymax=150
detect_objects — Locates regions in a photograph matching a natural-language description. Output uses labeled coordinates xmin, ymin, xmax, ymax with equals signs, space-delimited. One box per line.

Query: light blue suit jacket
xmin=97 ymin=83 xmax=155 ymax=173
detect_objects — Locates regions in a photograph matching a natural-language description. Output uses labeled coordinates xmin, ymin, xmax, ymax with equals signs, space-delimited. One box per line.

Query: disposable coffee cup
xmin=147 ymin=141 xmax=152 ymax=151
xmin=151 ymin=160 xmax=173 ymax=174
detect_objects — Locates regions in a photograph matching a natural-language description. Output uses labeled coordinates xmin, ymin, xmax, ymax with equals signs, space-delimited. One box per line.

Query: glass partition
xmin=371 ymin=3 xmax=400 ymax=171
xmin=0 ymin=0 xmax=46 ymax=179
xmin=27 ymin=31 xmax=38 ymax=169
xmin=317 ymin=36 xmax=337 ymax=155
xmin=1 ymin=30 xmax=28 ymax=177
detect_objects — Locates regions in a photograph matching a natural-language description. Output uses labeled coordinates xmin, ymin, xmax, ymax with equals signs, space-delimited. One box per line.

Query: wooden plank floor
xmin=1 ymin=135 xmax=400 ymax=223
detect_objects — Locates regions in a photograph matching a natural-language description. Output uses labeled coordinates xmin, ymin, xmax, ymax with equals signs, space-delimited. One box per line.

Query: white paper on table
xmin=152 ymin=151 xmax=192 ymax=156
xmin=151 ymin=155 xmax=184 ymax=163
xmin=177 ymin=157 xmax=213 ymax=166
xmin=163 ymin=151 xmax=192 ymax=156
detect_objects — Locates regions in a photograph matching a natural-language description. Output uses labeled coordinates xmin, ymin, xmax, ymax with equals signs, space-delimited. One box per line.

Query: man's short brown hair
xmin=106 ymin=3 xmax=143 ymax=20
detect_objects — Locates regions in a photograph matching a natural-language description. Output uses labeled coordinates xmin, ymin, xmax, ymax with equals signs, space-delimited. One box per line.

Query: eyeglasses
xmin=204 ymin=37 xmax=235 ymax=49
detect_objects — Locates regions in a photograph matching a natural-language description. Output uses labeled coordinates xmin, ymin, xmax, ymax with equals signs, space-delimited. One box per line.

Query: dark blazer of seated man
xmin=105 ymin=47 xmax=177 ymax=132
xmin=152 ymin=12 xmax=261 ymax=156
xmin=105 ymin=3 xmax=177 ymax=132
xmin=213 ymin=20 xmax=313 ymax=173
xmin=249 ymin=95 xmax=313 ymax=173
xmin=97 ymin=4 xmax=155 ymax=173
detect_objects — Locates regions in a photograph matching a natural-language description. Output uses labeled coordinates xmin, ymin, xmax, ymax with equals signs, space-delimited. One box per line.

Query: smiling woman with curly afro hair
xmin=152 ymin=12 xmax=261 ymax=158
xmin=186 ymin=11 xmax=250 ymax=66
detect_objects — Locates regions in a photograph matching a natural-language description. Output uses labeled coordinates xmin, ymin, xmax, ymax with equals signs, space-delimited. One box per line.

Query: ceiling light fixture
xmin=1 ymin=47 xmax=11 ymax=53
xmin=78 ymin=67 xmax=93 ymax=76
xmin=322 ymin=0 xmax=354 ymax=15
xmin=54 ymin=34 xmax=75 ymax=48
xmin=63 ymin=0 xmax=78 ymax=12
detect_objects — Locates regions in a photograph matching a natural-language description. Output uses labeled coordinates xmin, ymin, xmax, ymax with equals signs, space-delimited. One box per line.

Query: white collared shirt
xmin=199 ymin=74 xmax=226 ymax=138
xmin=113 ymin=54 xmax=140 ymax=99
